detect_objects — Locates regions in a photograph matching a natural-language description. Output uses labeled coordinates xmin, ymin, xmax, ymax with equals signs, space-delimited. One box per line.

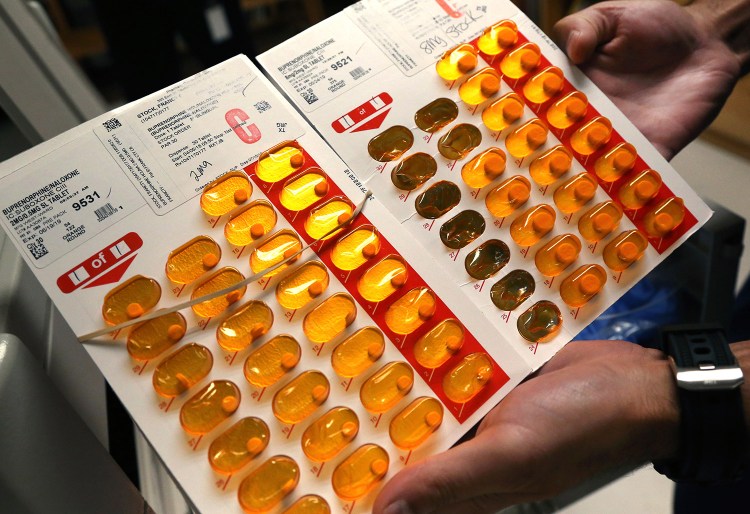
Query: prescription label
xmin=0 ymin=133 xmax=144 ymax=268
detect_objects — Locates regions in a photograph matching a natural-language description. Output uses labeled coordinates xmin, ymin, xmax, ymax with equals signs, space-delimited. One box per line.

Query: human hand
xmin=373 ymin=340 xmax=679 ymax=514
xmin=553 ymin=0 xmax=744 ymax=160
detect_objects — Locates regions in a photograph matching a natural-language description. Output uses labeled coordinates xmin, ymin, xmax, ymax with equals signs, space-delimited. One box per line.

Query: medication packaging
xmin=0 ymin=1 xmax=711 ymax=513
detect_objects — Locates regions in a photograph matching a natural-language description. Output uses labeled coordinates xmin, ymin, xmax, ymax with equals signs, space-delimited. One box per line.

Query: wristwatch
xmin=655 ymin=324 xmax=747 ymax=482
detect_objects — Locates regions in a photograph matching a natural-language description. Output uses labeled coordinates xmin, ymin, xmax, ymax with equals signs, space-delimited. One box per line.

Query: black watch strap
xmin=655 ymin=325 xmax=747 ymax=483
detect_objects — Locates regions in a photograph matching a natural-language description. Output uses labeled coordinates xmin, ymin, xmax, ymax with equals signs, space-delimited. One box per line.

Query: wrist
xmin=643 ymin=356 xmax=682 ymax=462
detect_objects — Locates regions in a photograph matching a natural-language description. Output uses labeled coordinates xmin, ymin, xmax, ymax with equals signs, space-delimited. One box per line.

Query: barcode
xmin=102 ymin=118 xmax=122 ymax=132
xmin=301 ymin=88 xmax=319 ymax=106
xmin=95 ymin=203 xmax=117 ymax=221
xmin=27 ymin=238 xmax=48 ymax=260
xmin=254 ymin=100 xmax=271 ymax=113
xmin=349 ymin=67 xmax=367 ymax=80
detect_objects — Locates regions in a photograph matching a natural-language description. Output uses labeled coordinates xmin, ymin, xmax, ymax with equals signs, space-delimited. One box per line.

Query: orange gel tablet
xmin=529 ymin=145 xmax=572 ymax=186
xmin=482 ymin=92 xmax=525 ymax=132
xmin=389 ymin=397 xmax=444 ymax=450
xmin=523 ymin=66 xmax=564 ymax=104
xmin=368 ymin=126 xmax=414 ymax=162
xmin=243 ymin=334 xmax=301 ymax=388
xmin=477 ymin=20 xmax=518 ymax=56
xmin=546 ymin=91 xmax=588 ymax=130
xmin=594 ymin=142 xmax=637 ymax=182
xmin=505 ymin=118 xmax=548 ymax=159
xmin=357 ymin=256 xmax=408 ymax=303
xmin=459 ymin=68 xmax=502 ymax=105
xmin=179 ymin=380 xmax=240 ymax=435
xmin=304 ymin=197 xmax=354 ymax=240
xmin=570 ymin=116 xmax=612 ymax=156
xmin=465 ymin=239 xmax=511 ymax=280
xmin=272 ymin=371 xmax=329 ymax=424
xmin=275 ymin=261 xmax=330 ymax=310
xmin=102 ymin=275 xmax=161 ymax=325
xmin=301 ymin=406 xmax=359 ymax=462
xmin=280 ymin=168 xmax=329 ymax=212
xmin=208 ymin=417 xmax=269 ymax=474
xmin=331 ymin=225 xmax=380 ymax=270
xmin=534 ymin=234 xmax=581 ymax=276
xmin=200 ymin=171 xmax=252 ymax=217
xmin=437 ymin=123 xmax=482 ymax=160
xmin=332 ymin=444 xmax=389 ymax=501
xmin=249 ymin=230 xmax=302 ymax=278
xmin=443 ymin=353 xmax=493 ymax=403
xmin=126 ymin=311 xmax=186 ymax=361
xmin=618 ymin=169 xmax=662 ymax=209
xmin=578 ymin=201 xmax=623 ymax=242
xmin=152 ymin=343 xmax=212 ymax=397
xmin=643 ymin=197 xmax=685 ymax=238
xmin=499 ymin=42 xmax=541 ymax=79
xmin=560 ymin=264 xmax=607 ymax=307
xmin=435 ymin=44 xmax=478 ymax=81
xmin=303 ymin=293 xmax=357 ymax=344
xmin=484 ymin=175 xmax=531 ymax=218
xmin=384 ymin=287 xmax=436 ymax=334
xmin=603 ymin=230 xmax=649 ymax=271
xmin=331 ymin=326 xmax=385 ymax=377
xmin=517 ymin=300 xmax=562 ymax=342
xmin=191 ymin=267 xmax=246 ymax=318
xmin=391 ymin=152 xmax=438 ymax=191
xmin=510 ymin=204 xmax=556 ymax=246
xmin=490 ymin=269 xmax=535 ymax=311
xmin=553 ymin=172 xmax=598 ymax=214
xmin=237 ymin=455 xmax=299 ymax=513
xmin=414 ymin=319 xmax=464 ymax=369
xmin=415 ymin=180 xmax=462 ymax=219
xmin=282 ymin=495 xmax=330 ymax=514
xmin=360 ymin=361 xmax=413 ymax=413
xmin=166 ymin=235 xmax=221 ymax=284
xmin=256 ymin=142 xmax=305 ymax=183
xmin=440 ymin=209 xmax=486 ymax=249
xmin=216 ymin=300 xmax=273 ymax=352
xmin=224 ymin=200 xmax=278 ymax=247
xmin=415 ymin=97 xmax=459 ymax=133
xmin=461 ymin=147 xmax=506 ymax=188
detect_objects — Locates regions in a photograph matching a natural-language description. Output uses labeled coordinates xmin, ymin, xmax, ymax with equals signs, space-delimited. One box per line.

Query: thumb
xmin=372 ymin=429 xmax=519 ymax=514
xmin=552 ymin=6 xmax=618 ymax=64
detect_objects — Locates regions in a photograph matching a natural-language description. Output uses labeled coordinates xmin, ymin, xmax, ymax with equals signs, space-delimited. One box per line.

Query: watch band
xmin=655 ymin=324 xmax=747 ymax=483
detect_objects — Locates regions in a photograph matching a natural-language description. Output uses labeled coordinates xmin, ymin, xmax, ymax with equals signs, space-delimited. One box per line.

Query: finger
xmin=373 ymin=430 xmax=521 ymax=514
xmin=552 ymin=6 xmax=619 ymax=64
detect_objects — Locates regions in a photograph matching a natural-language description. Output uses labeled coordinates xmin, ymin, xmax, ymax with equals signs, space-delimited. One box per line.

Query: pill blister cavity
xmin=152 ymin=343 xmax=212 ymax=397
xmin=517 ymin=300 xmax=562 ymax=343
xmin=301 ymin=406 xmax=359 ymax=462
xmin=436 ymin=44 xmax=478 ymax=81
xmin=546 ymin=91 xmax=588 ymax=130
xmin=529 ymin=145 xmax=572 ymax=186
xmin=534 ymin=234 xmax=581 ymax=277
xmin=594 ymin=142 xmax=637 ymax=182
xmin=643 ymin=197 xmax=685 ymax=238
xmin=385 ymin=287 xmax=436 ymax=334
xmin=282 ymin=495 xmax=331 ymax=514
xmin=510 ymin=204 xmax=556 ymax=246
xmin=500 ymin=42 xmax=541 ymax=79
xmin=256 ymin=142 xmax=305 ymax=183
xmin=331 ymin=225 xmax=380 ymax=270
xmin=443 ymin=353 xmax=493 ymax=403
xmin=465 ymin=239 xmax=510 ymax=280
xmin=578 ymin=201 xmax=623 ymax=242
xmin=280 ymin=168 xmax=329 ymax=212
xmin=485 ymin=175 xmax=531 ymax=218
xmin=216 ymin=300 xmax=274 ymax=352
xmin=482 ymin=92 xmax=525 ymax=132
xmin=126 ymin=311 xmax=186 ymax=361
xmin=224 ymin=200 xmax=278 ymax=246
xmin=461 ymin=147 xmax=506 ymax=189
xmin=331 ymin=326 xmax=385 ymax=377
xmin=603 ymin=230 xmax=648 ymax=271
xmin=303 ymin=293 xmax=357 ymax=344
xmin=570 ymin=116 xmax=612 ymax=156
xmin=415 ymin=97 xmax=459 ymax=133
xmin=391 ymin=152 xmax=438 ymax=191
xmin=200 ymin=171 xmax=252 ymax=217
xmin=304 ymin=197 xmax=354 ymax=240
xmin=237 ymin=455 xmax=299 ymax=513
xmin=250 ymin=230 xmax=302 ymax=277
xmin=272 ymin=370 xmax=330 ymax=424
xmin=360 ymin=361 xmax=414 ymax=412
xmin=618 ymin=169 xmax=662 ymax=210
xmin=102 ymin=275 xmax=161 ymax=325
xmin=415 ymin=180 xmax=462 ymax=219
xmin=414 ymin=319 xmax=465 ymax=369
xmin=166 ymin=235 xmax=221 ymax=284
xmin=440 ymin=210 xmax=486 ymax=249
xmin=490 ymin=269 xmax=535 ymax=311
xmin=523 ymin=66 xmax=564 ymax=104
xmin=459 ymin=67 xmax=501 ymax=105
xmin=389 ymin=397 xmax=444 ymax=450
xmin=179 ymin=379 xmax=241 ymax=435
xmin=357 ymin=256 xmax=408 ymax=303
xmin=437 ymin=123 xmax=482 ymax=160
xmin=244 ymin=334 xmax=301 ymax=388
xmin=191 ymin=267 xmax=246 ymax=318
xmin=477 ymin=20 xmax=518 ymax=55
xmin=332 ymin=444 xmax=389 ymax=501
xmin=275 ymin=261 xmax=330 ymax=310
xmin=553 ymin=173 xmax=598 ymax=214
xmin=505 ymin=118 xmax=548 ymax=159
xmin=368 ymin=126 xmax=414 ymax=162
xmin=560 ymin=264 xmax=607 ymax=307
xmin=208 ymin=416 xmax=270 ymax=474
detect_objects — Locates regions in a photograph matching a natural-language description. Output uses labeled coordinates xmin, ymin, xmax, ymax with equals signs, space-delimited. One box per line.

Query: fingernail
xmin=383 ymin=500 xmax=415 ymax=514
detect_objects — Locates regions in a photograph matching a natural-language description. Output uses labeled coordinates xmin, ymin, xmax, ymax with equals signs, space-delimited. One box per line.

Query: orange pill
xmin=304 ymin=197 xmax=354 ymax=240
xmin=578 ymin=201 xmax=623 ymax=242
xmin=200 ymin=171 xmax=252 ymax=217
xmin=529 ymin=145 xmax=572 ymax=186
xmin=244 ymin=334 xmax=301 ymax=388
xmin=179 ymin=380 xmax=241 ymax=435
xmin=152 ymin=343 xmax=212 ymax=397
xmin=237 ymin=455 xmax=299 ymax=513
xmin=534 ymin=234 xmax=581 ymax=277
xmin=553 ymin=172 xmax=598 ymax=214
xmin=459 ymin=68 xmax=502 ymax=105
xmin=560 ymin=264 xmax=607 ymax=307
xmin=642 ymin=197 xmax=685 ymax=237
xmin=546 ymin=91 xmax=588 ymax=130
xmin=443 ymin=353 xmax=493 ymax=404
xmin=280 ymin=168 xmax=329 ymax=211
xmin=102 ymin=275 xmax=161 ymax=325
xmin=275 ymin=261 xmax=330 ymax=310
xmin=256 ymin=141 xmax=305 ymax=183
xmin=216 ymin=300 xmax=273 ymax=352
xmin=331 ymin=326 xmax=385 ymax=377
xmin=332 ymin=444 xmax=389 ymax=501
xmin=594 ymin=142 xmax=637 ymax=182
xmin=224 ymin=200 xmax=278 ymax=247
xmin=500 ymin=42 xmax=540 ymax=79
xmin=357 ymin=255 xmax=409 ymax=303
xmin=191 ymin=267 xmax=246 ymax=318
xmin=523 ymin=66 xmax=564 ymax=104
xmin=303 ymin=293 xmax=357 ymax=344
xmin=126 ymin=311 xmax=186 ymax=361
xmin=460 ymin=147 xmax=506 ymax=188
xmin=282 ymin=495 xmax=330 ymax=514
xmin=618 ymin=169 xmax=662 ymax=209
xmin=570 ymin=116 xmax=612 ymax=156
xmin=481 ymin=92 xmax=525 ymax=132
xmin=166 ymin=235 xmax=222 ymax=284
xmin=510 ymin=204 xmax=556 ymax=246
xmin=301 ymin=406 xmax=359 ymax=462
xmin=436 ymin=44 xmax=479 ymax=81
xmin=208 ymin=417 xmax=270 ymax=474
xmin=360 ymin=361 xmax=413 ymax=413
xmin=389 ymin=397 xmax=443 ymax=450
xmin=413 ymin=319 xmax=464 ymax=369
xmin=331 ymin=225 xmax=380 ymax=270
xmin=477 ymin=20 xmax=518 ymax=56
xmin=272 ymin=371 xmax=329 ymax=424
xmin=603 ymin=230 xmax=649 ymax=271
xmin=384 ymin=287 xmax=436 ymax=335
xmin=505 ymin=118 xmax=548 ymax=159
xmin=485 ymin=175 xmax=531 ymax=218
xmin=250 ymin=230 xmax=302 ymax=278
